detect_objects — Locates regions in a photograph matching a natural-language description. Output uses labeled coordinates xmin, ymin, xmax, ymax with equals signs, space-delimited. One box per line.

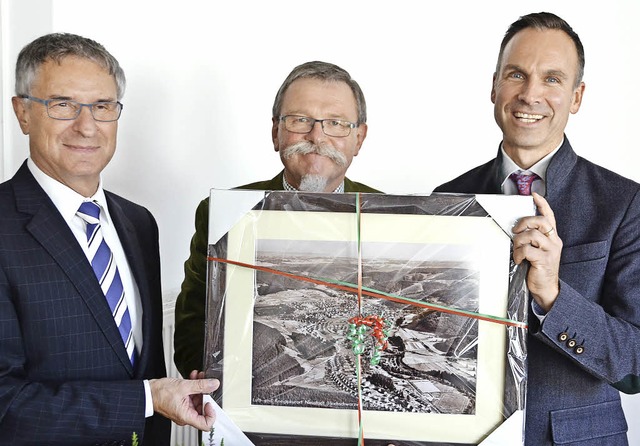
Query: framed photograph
xmin=205 ymin=192 xmax=528 ymax=445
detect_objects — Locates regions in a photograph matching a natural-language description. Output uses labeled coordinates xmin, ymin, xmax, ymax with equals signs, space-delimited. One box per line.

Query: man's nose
xmin=71 ymin=105 xmax=99 ymax=135
xmin=305 ymin=120 xmax=326 ymax=141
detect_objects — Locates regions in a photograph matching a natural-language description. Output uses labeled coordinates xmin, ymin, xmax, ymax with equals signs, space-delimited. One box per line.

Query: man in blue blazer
xmin=0 ymin=33 xmax=218 ymax=445
xmin=435 ymin=12 xmax=640 ymax=445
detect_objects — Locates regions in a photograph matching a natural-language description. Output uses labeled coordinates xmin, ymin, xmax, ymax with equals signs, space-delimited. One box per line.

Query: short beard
xmin=281 ymin=140 xmax=347 ymax=167
xmin=298 ymin=174 xmax=329 ymax=192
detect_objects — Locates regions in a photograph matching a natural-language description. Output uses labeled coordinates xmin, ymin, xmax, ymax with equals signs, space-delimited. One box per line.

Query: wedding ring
xmin=543 ymin=227 xmax=555 ymax=237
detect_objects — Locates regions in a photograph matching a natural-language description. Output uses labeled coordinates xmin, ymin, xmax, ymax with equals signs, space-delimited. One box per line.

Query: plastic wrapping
xmin=203 ymin=190 xmax=533 ymax=445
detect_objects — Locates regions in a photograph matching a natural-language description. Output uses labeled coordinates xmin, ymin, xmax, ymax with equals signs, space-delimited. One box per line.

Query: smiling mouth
xmin=514 ymin=112 xmax=544 ymax=123
xmin=65 ymin=144 xmax=99 ymax=151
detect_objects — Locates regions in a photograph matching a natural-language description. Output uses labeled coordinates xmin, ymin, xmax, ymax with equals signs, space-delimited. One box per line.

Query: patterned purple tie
xmin=77 ymin=201 xmax=136 ymax=366
xmin=509 ymin=172 xmax=540 ymax=196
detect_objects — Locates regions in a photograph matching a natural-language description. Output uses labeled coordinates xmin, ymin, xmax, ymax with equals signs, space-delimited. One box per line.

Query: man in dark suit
xmin=0 ymin=33 xmax=218 ymax=445
xmin=174 ymin=61 xmax=380 ymax=379
xmin=435 ymin=12 xmax=640 ymax=445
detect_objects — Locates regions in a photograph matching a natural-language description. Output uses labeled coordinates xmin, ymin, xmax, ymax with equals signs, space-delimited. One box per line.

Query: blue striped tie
xmin=77 ymin=201 xmax=136 ymax=366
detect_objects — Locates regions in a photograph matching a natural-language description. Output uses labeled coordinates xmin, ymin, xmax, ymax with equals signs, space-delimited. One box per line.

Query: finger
xmin=188 ymin=370 xmax=205 ymax=380
xmin=532 ymin=192 xmax=557 ymax=230
xmin=541 ymin=226 xmax=555 ymax=237
xmin=191 ymin=393 xmax=204 ymax=412
xmin=512 ymin=240 xmax=537 ymax=265
xmin=187 ymin=401 xmax=216 ymax=431
xmin=516 ymin=228 xmax=561 ymax=252
xmin=513 ymin=241 xmax=546 ymax=263
xmin=190 ymin=413 xmax=215 ymax=431
xmin=512 ymin=216 xmax=543 ymax=234
xmin=203 ymin=401 xmax=216 ymax=424
xmin=512 ymin=215 xmax=556 ymax=239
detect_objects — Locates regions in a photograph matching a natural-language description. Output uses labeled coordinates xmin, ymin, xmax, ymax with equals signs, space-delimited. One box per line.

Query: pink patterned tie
xmin=509 ymin=172 xmax=540 ymax=196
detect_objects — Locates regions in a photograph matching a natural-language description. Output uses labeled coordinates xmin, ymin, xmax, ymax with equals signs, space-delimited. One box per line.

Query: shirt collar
xmin=27 ymin=158 xmax=111 ymax=224
xmin=499 ymin=139 xmax=563 ymax=188
xmin=282 ymin=174 xmax=345 ymax=193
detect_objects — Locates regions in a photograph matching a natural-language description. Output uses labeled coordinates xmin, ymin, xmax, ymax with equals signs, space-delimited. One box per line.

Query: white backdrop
xmin=1 ymin=0 xmax=639 ymax=440
xmin=3 ymin=0 xmax=639 ymax=296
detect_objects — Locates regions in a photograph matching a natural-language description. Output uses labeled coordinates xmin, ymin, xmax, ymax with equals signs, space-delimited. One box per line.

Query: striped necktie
xmin=77 ymin=201 xmax=136 ymax=366
xmin=509 ymin=171 xmax=540 ymax=196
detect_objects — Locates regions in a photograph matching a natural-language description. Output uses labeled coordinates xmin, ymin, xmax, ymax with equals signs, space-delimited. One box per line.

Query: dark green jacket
xmin=173 ymin=171 xmax=380 ymax=377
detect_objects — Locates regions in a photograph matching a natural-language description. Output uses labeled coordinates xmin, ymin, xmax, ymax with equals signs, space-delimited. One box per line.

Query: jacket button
xmin=567 ymin=339 xmax=577 ymax=349
xmin=575 ymin=345 xmax=585 ymax=355
xmin=558 ymin=332 xmax=569 ymax=342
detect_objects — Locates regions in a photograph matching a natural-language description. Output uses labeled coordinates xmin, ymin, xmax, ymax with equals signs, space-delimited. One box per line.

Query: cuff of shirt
xmin=530 ymin=298 xmax=548 ymax=323
xmin=144 ymin=379 xmax=154 ymax=418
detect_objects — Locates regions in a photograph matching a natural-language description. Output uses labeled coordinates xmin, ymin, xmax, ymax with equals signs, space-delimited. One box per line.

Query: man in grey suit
xmin=435 ymin=12 xmax=640 ymax=445
xmin=0 ymin=33 xmax=218 ymax=445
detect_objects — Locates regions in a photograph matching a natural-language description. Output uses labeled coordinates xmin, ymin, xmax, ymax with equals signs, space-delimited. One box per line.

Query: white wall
xmin=1 ymin=0 xmax=52 ymax=179
xmin=3 ymin=0 xmax=639 ymax=298
xmin=2 ymin=0 xmax=639 ymax=442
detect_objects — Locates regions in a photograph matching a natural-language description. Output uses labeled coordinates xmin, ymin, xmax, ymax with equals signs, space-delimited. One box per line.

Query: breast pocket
xmin=560 ymin=240 xmax=608 ymax=265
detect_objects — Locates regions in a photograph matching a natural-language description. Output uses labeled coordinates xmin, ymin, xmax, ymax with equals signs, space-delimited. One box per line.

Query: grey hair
xmin=15 ymin=33 xmax=126 ymax=100
xmin=272 ymin=61 xmax=367 ymax=125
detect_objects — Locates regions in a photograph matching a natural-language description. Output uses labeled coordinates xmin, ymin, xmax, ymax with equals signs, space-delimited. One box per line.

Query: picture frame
xmin=204 ymin=192 xmax=530 ymax=445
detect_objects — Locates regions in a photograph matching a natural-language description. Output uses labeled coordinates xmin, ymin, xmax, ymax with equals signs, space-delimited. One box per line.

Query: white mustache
xmin=282 ymin=141 xmax=347 ymax=167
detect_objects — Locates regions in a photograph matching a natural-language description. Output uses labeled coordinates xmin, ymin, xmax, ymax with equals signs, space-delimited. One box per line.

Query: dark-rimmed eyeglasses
xmin=20 ymin=95 xmax=123 ymax=122
xmin=279 ymin=115 xmax=356 ymax=137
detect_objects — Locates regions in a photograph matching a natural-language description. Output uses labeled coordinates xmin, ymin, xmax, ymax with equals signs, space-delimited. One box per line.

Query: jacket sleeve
xmin=531 ymin=187 xmax=640 ymax=391
xmin=173 ymin=197 xmax=210 ymax=378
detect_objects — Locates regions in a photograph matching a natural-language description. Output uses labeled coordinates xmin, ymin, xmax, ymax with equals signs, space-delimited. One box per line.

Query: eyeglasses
xmin=279 ymin=115 xmax=356 ymax=137
xmin=20 ymin=95 xmax=123 ymax=122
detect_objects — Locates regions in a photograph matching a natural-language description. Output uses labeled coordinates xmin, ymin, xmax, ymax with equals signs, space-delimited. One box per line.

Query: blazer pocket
xmin=560 ymin=240 xmax=608 ymax=265
xmin=550 ymin=400 xmax=627 ymax=444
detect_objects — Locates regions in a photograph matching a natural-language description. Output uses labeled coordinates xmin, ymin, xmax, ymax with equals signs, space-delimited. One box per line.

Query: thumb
xmin=532 ymin=192 xmax=557 ymax=228
xmin=192 ymin=378 xmax=220 ymax=394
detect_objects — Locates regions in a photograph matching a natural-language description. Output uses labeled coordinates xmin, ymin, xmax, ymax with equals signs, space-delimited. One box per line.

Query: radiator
xmin=163 ymin=300 xmax=199 ymax=446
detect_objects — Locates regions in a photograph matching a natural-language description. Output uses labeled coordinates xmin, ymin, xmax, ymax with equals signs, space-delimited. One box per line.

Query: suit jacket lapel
xmin=13 ymin=163 xmax=135 ymax=374
xmin=483 ymin=147 xmax=507 ymax=194
xmin=106 ymin=194 xmax=153 ymax=376
xmin=271 ymin=171 xmax=286 ymax=190
xmin=545 ymin=136 xmax=578 ymax=202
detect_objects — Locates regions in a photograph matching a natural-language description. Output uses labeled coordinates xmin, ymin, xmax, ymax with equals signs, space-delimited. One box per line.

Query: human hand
xmin=150 ymin=376 xmax=219 ymax=431
xmin=512 ymin=192 xmax=562 ymax=312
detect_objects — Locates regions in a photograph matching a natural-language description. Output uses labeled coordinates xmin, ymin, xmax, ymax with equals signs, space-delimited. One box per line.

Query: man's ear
xmin=272 ymin=117 xmax=280 ymax=152
xmin=490 ymin=73 xmax=497 ymax=104
xmin=353 ymin=123 xmax=368 ymax=156
xmin=12 ymin=96 xmax=30 ymax=135
xmin=570 ymin=81 xmax=585 ymax=114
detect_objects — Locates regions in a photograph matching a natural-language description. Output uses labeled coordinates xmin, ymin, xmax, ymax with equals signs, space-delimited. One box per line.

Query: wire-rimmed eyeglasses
xmin=20 ymin=95 xmax=123 ymax=122
xmin=279 ymin=115 xmax=356 ymax=137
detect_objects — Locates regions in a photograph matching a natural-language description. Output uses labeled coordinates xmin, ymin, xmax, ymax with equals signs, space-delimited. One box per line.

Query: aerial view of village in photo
xmin=251 ymin=238 xmax=481 ymax=415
